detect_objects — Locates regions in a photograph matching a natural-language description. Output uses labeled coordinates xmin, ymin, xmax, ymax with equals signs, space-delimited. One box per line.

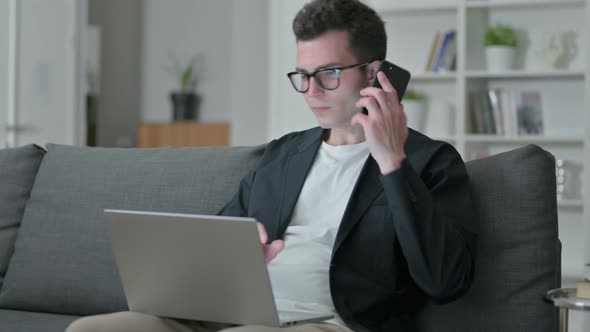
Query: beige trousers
xmin=65 ymin=312 xmax=352 ymax=332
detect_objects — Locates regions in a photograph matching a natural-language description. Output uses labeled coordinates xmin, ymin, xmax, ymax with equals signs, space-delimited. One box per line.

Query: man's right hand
xmin=257 ymin=222 xmax=284 ymax=263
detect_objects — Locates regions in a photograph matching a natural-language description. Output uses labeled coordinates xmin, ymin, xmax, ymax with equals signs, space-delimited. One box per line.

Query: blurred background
xmin=0 ymin=0 xmax=279 ymax=149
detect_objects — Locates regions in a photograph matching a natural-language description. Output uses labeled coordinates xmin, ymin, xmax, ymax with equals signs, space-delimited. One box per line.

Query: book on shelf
xmin=425 ymin=32 xmax=441 ymax=72
xmin=518 ymin=92 xmax=544 ymax=135
xmin=468 ymin=90 xmax=544 ymax=136
xmin=425 ymin=30 xmax=456 ymax=73
xmin=439 ymin=31 xmax=456 ymax=72
xmin=487 ymin=90 xmax=504 ymax=136
xmin=498 ymin=90 xmax=518 ymax=137
xmin=469 ymin=94 xmax=484 ymax=134
xmin=477 ymin=90 xmax=496 ymax=134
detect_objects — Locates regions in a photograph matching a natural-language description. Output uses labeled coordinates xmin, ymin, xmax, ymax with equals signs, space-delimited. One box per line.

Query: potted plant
xmin=403 ymin=89 xmax=428 ymax=131
xmin=166 ymin=54 xmax=202 ymax=121
xmin=484 ymin=24 xmax=518 ymax=71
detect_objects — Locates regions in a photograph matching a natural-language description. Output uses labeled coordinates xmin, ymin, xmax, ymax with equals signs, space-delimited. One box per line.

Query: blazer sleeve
xmin=217 ymin=169 xmax=255 ymax=217
xmin=217 ymin=141 xmax=275 ymax=217
xmin=380 ymin=143 xmax=477 ymax=304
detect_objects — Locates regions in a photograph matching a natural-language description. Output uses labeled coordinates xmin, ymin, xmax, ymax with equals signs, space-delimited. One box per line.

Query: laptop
xmin=103 ymin=209 xmax=333 ymax=327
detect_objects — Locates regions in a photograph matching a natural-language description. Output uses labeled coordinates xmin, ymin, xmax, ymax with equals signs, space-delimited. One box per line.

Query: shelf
xmin=412 ymin=72 xmax=457 ymax=81
xmin=369 ymin=0 xmax=587 ymax=230
xmin=558 ymin=199 xmax=584 ymax=208
xmin=464 ymin=135 xmax=585 ymax=144
xmin=465 ymin=69 xmax=585 ymax=79
xmin=465 ymin=0 xmax=585 ymax=9
xmin=373 ymin=1 xmax=457 ymax=13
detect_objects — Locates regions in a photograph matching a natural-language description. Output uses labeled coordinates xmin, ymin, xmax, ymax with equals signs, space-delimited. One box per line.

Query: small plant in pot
xmin=403 ymin=89 xmax=428 ymax=132
xmin=484 ymin=24 xmax=518 ymax=71
xmin=166 ymin=54 xmax=202 ymax=121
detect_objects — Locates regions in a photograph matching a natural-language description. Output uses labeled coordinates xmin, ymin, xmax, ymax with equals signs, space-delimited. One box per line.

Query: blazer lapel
xmin=333 ymin=156 xmax=384 ymax=255
xmin=276 ymin=129 xmax=323 ymax=237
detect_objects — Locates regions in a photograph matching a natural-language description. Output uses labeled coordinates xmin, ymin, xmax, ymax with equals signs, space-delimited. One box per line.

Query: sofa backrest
xmin=0 ymin=145 xmax=45 ymax=287
xmin=416 ymin=144 xmax=560 ymax=332
xmin=0 ymin=144 xmax=265 ymax=316
xmin=0 ymin=143 xmax=562 ymax=329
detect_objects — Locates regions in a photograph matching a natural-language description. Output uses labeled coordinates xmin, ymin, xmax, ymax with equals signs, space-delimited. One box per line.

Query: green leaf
xmin=404 ymin=89 xmax=427 ymax=101
xmin=484 ymin=24 xmax=518 ymax=47
xmin=181 ymin=63 xmax=193 ymax=91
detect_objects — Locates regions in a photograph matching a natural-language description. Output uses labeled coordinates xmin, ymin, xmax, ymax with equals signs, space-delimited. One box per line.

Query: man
xmin=66 ymin=0 xmax=476 ymax=331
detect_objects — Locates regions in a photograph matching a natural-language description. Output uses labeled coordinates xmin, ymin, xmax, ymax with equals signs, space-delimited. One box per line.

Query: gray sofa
xmin=0 ymin=143 xmax=560 ymax=331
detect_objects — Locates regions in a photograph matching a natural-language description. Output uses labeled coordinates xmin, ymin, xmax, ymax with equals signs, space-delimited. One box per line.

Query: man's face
xmin=295 ymin=30 xmax=371 ymax=129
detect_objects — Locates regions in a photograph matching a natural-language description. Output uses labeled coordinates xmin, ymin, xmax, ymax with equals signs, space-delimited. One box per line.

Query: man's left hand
xmin=351 ymin=71 xmax=408 ymax=175
xmin=257 ymin=222 xmax=284 ymax=263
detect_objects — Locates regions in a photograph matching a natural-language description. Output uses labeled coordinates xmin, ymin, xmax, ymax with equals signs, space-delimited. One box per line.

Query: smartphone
xmin=362 ymin=60 xmax=411 ymax=115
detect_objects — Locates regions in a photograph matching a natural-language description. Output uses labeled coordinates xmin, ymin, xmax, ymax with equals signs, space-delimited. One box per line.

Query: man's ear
xmin=367 ymin=60 xmax=382 ymax=84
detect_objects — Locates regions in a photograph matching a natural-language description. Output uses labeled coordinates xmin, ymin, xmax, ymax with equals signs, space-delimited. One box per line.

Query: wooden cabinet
xmin=137 ymin=122 xmax=229 ymax=147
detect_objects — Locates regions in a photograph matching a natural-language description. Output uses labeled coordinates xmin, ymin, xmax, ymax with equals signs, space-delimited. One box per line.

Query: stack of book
xmin=425 ymin=30 xmax=456 ymax=72
xmin=469 ymin=90 xmax=544 ymax=135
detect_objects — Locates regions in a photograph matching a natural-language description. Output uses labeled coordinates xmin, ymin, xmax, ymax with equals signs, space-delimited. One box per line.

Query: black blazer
xmin=220 ymin=127 xmax=477 ymax=332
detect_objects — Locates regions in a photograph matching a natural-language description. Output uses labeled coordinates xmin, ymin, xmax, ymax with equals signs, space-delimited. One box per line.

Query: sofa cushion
xmin=0 ymin=143 xmax=264 ymax=316
xmin=0 ymin=309 xmax=78 ymax=332
xmin=416 ymin=144 xmax=560 ymax=332
xmin=0 ymin=145 xmax=45 ymax=287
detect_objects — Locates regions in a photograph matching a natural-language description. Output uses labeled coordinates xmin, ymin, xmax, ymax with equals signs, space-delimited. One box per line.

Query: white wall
xmin=586 ymin=0 xmax=590 ymax=269
xmin=0 ymin=0 xmax=8 ymax=147
xmin=229 ymin=0 xmax=269 ymax=146
xmin=268 ymin=0 xmax=316 ymax=141
xmin=141 ymin=0 xmax=270 ymax=146
xmin=584 ymin=4 xmax=590 ymax=330
xmin=141 ymin=0 xmax=232 ymax=123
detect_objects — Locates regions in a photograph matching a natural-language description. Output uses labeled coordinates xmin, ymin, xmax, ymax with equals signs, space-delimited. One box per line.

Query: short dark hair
xmin=292 ymin=0 xmax=387 ymax=63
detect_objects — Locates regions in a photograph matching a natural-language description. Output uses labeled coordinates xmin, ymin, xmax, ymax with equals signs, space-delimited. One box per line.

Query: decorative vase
xmin=403 ymin=100 xmax=427 ymax=132
xmin=555 ymin=159 xmax=583 ymax=200
xmin=485 ymin=46 xmax=515 ymax=71
xmin=86 ymin=93 xmax=98 ymax=146
xmin=170 ymin=92 xmax=201 ymax=120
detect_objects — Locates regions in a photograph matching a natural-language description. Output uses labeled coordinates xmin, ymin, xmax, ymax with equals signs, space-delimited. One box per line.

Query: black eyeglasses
xmin=286 ymin=62 xmax=370 ymax=93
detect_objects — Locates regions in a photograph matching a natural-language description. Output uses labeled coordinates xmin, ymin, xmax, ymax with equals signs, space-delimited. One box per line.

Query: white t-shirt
xmin=267 ymin=140 xmax=370 ymax=327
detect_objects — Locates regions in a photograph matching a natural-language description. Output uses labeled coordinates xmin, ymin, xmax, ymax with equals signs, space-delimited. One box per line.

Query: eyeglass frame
xmin=286 ymin=62 xmax=371 ymax=93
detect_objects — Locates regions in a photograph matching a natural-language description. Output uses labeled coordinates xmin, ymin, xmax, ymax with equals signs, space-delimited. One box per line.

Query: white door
xmin=1 ymin=0 xmax=86 ymax=148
